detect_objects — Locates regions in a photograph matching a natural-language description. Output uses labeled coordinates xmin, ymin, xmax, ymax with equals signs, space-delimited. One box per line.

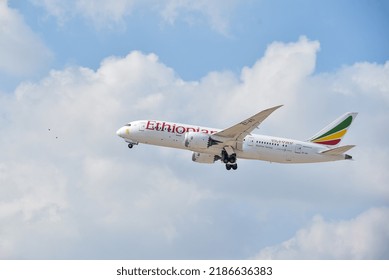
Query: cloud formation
xmin=31 ymin=0 xmax=238 ymax=34
xmin=31 ymin=0 xmax=136 ymax=27
xmin=159 ymin=0 xmax=238 ymax=35
xmin=0 ymin=0 xmax=52 ymax=77
xmin=255 ymin=207 xmax=389 ymax=259
xmin=0 ymin=37 xmax=388 ymax=259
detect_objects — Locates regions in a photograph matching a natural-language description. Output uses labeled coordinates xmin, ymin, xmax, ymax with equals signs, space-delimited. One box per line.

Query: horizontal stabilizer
xmin=320 ymin=145 xmax=355 ymax=155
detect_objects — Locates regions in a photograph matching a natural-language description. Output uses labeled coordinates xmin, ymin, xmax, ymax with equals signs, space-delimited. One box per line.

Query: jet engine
xmin=184 ymin=132 xmax=210 ymax=149
xmin=192 ymin=152 xmax=217 ymax=164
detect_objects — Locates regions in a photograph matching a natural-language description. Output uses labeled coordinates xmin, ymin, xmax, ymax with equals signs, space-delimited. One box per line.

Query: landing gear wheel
xmin=225 ymin=163 xmax=238 ymax=171
xmin=222 ymin=148 xmax=238 ymax=170
xmin=221 ymin=150 xmax=236 ymax=164
xmin=128 ymin=143 xmax=133 ymax=149
xmin=222 ymin=150 xmax=228 ymax=163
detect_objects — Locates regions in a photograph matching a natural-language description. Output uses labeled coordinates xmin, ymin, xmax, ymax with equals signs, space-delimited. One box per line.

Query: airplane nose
xmin=116 ymin=127 xmax=126 ymax=138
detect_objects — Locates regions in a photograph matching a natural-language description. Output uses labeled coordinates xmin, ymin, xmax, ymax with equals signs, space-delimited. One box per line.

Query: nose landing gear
xmin=126 ymin=141 xmax=138 ymax=149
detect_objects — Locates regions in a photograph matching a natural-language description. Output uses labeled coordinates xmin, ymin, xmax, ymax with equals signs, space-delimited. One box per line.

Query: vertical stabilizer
xmin=308 ymin=112 xmax=358 ymax=146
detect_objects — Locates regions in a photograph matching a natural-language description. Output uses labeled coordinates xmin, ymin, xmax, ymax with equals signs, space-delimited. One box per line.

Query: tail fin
xmin=308 ymin=112 xmax=358 ymax=146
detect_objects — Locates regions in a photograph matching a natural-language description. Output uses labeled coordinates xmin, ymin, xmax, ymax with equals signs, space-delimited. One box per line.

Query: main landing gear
xmin=221 ymin=149 xmax=238 ymax=171
xmin=226 ymin=163 xmax=238 ymax=170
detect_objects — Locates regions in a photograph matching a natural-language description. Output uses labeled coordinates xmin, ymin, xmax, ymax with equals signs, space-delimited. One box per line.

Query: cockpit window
xmin=126 ymin=123 xmax=132 ymax=126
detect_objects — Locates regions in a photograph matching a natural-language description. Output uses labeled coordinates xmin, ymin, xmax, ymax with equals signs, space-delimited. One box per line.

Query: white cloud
xmin=30 ymin=0 xmax=136 ymax=27
xmin=0 ymin=161 xmax=67 ymax=221
xmin=255 ymin=207 xmax=389 ymax=259
xmin=0 ymin=160 xmax=73 ymax=259
xmin=0 ymin=50 xmax=212 ymax=258
xmin=0 ymin=0 xmax=53 ymax=77
xmin=333 ymin=61 xmax=389 ymax=104
xmin=159 ymin=0 xmax=238 ymax=35
xmin=31 ymin=0 xmax=238 ymax=34
xmin=229 ymin=36 xmax=321 ymax=124
xmin=0 ymin=37 xmax=388 ymax=258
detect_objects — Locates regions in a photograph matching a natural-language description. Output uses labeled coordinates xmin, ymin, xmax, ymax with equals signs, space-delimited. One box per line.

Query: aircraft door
xmin=286 ymin=149 xmax=292 ymax=161
xmin=295 ymin=144 xmax=302 ymax=154
xmin=247 ymin=137 xmax=254 ymax=146
xmin=139 ymin=122 xmax=146 ymax=131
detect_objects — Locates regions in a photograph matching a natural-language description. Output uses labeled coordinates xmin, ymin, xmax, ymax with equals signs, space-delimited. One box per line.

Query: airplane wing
xmin=213 ymin=105 xmax=283 ymax=145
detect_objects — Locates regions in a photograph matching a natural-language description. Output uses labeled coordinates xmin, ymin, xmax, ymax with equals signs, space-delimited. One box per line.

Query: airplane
xmin=116 ymin=105 xmax=358 ymax=170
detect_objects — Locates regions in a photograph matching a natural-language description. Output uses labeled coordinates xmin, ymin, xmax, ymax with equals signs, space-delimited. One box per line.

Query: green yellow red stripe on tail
xmin=309 ymin=112 xmax=358 ymax=146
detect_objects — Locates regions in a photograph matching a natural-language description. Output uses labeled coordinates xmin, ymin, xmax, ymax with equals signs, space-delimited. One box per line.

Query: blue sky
xmin=0 ymin=0 xmax=389 ymax=259
xmin=5 ymin=0 xmax=389 ymax=83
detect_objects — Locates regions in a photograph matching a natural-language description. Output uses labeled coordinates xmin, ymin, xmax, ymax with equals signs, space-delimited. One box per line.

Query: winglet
xmin=309 ymin=112 xmax=358 ymax=146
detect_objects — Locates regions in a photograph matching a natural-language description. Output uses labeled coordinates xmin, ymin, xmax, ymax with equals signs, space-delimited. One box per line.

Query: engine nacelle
xmin=192 ymin=152 xmax=216 ymax=164
xmin=184 ymin=132 xmax=210 ymax=150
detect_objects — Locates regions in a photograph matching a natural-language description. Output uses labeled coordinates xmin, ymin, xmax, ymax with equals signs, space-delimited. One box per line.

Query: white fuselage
xmin=117 ymin=120 xmax=346 ymax=163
